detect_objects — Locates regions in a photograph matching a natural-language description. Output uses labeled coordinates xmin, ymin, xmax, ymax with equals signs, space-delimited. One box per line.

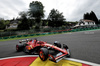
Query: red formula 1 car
xmin=16 ymin=39 xmax=70 ymax=63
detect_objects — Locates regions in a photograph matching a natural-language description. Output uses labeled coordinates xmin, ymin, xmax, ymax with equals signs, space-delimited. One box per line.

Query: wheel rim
xmin=16 ymin=45 xmax=19 ymax=51
xmin=39 ymin=50 xmax=45 ymax=60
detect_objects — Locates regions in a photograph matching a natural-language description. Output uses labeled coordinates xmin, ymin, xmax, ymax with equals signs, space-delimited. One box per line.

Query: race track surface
xmin=0 ymin=30 xmax=100 ymax=64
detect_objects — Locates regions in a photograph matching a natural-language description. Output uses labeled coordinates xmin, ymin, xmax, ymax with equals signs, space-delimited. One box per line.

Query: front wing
xmin=48 ymin=51 xmax=67 ymax=63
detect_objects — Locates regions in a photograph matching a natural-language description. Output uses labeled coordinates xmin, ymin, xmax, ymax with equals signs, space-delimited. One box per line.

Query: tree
xmin=0 ymin=18 xmax=9 ymax=30
xmin=19 ymin=11 xmax=28 ymax=19
xmin=0 ymin=19 xmax=5 ymax=30
xmin=28 ymin=1 xmax=44 ymax=29
xmin=47 ymin=9 xmax=65 ymax=27
xmin=90 ymin=11 xmax=98 ymax=24
xmin=17 ymin=11 xmax=30 ymax=30
xmin=17 ymin=17 xmax=30 ymax=30
xmin=83 ymin=11 xmax=99 ymax=24
xmin=83 ymin=13 xmax=90 ymax=19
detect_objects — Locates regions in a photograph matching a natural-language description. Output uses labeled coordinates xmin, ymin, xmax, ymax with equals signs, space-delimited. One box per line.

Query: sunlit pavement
xmin=0 ymin=55 xmax=99 ymax=66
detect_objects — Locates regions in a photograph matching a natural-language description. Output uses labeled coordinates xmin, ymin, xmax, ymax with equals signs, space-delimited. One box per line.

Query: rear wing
xmin=19 ymin=39 xmax=32 ymax=43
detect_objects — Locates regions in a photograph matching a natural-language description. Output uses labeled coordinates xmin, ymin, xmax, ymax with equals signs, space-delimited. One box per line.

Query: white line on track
xmin=0 ymin=55 xmax=38 ymax=60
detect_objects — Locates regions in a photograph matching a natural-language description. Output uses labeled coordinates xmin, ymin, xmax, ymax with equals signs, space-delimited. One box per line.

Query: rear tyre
xmin=39 ymin=48 xmax=49 ymax=61
xmin=63 ymin=44 xmax=68 ymax=49
xmin=16 ymin=44 xmax=24 ymax=52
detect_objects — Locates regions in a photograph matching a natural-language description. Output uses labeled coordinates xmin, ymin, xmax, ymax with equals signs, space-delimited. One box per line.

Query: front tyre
xmin=39 ymin=48 xmax=49 ymax=61
xmin=63 ymin=44 xmax=71 ymax=57
xmin=54 ymin=43 xmax=61 ymax=48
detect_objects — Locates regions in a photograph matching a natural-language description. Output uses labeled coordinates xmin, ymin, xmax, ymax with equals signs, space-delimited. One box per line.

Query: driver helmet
xmin=54 ymin=41 xmax=59 ymax=44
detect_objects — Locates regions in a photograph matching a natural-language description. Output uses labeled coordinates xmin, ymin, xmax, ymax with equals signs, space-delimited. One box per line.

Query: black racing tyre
xmin=63 ymin=44 xmax=71 ymax=57
xmin=63 ymin=44 xmax=68 ymax=49
xmin=39 ymin=48 xmax=49 ymax=61
xmin=16 ymin=44 xmax=24 ymax=52
xmin=54 ymin=43 xmax=61 ymax=48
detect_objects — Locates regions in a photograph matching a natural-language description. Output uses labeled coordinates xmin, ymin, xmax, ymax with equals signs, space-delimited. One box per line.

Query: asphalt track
xmin=0 ymin=30 xmax=100 ymax=64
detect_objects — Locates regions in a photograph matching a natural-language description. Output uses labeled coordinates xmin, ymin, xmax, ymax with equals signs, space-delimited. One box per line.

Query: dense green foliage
xmin=0 ymin=18 xmax=10 ymax=30
xmin=47 ymin=9 xmax=66 ymax=27
xmin=28 ymin=1 xmax=44 ymax=29
xmin=84 ymin=11 xmax=99 ymax=24
xmin=0 ymin=19 xmax=5 ymax=30
xmin=17 ymin=11 xmax=30 ymax=30
xmin=28 ymin=1 xmax=44 ymax=18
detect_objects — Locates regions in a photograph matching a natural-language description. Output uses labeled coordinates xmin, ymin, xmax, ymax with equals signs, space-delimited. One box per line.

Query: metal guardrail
xmin=0 ymin=29 xmax=71 ymax=40
xmin=0 ymin=26 xmax=100 ymax=40
xmin=0 ymin=27 xmax=67 ymax=37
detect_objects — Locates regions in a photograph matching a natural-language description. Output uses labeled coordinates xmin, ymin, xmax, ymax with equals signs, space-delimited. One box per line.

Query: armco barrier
xmin=41 ymin=33 xmax=46 ymax=35
xmin=3 ymin=37 xmax=9 ymax=39
xmin=53 ymin=32 xmax=58 ymax=34
xmin=0 ymin=28 xmax=100 ymax=40
xmin=23 ymin=35 xmax=29 ymax=37
xmin=10 ymin=36 xmax=16 ymax=38
xmin=30 ymin=34 xmax=35 ymax=36
xmin=17 ymin=35 xmax=23 ymax=38
xmin=48 ymin=32 xmax=52 ymax=34
xmin=0 ymin=37 xmax=2 ymax=40
xmin=36 ymin=33 xmax=40 ymax=36
xmin=41 ymin=33 xmax=44 ymax=35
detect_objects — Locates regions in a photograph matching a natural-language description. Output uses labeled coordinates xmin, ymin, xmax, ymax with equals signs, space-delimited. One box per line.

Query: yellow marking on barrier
xmin=30 ymin=57 xmax=82 ymax=66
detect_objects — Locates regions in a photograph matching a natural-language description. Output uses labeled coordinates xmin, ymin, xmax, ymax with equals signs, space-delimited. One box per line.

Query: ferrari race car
xmin=16 ymin=39 xmax=71 ymax=63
